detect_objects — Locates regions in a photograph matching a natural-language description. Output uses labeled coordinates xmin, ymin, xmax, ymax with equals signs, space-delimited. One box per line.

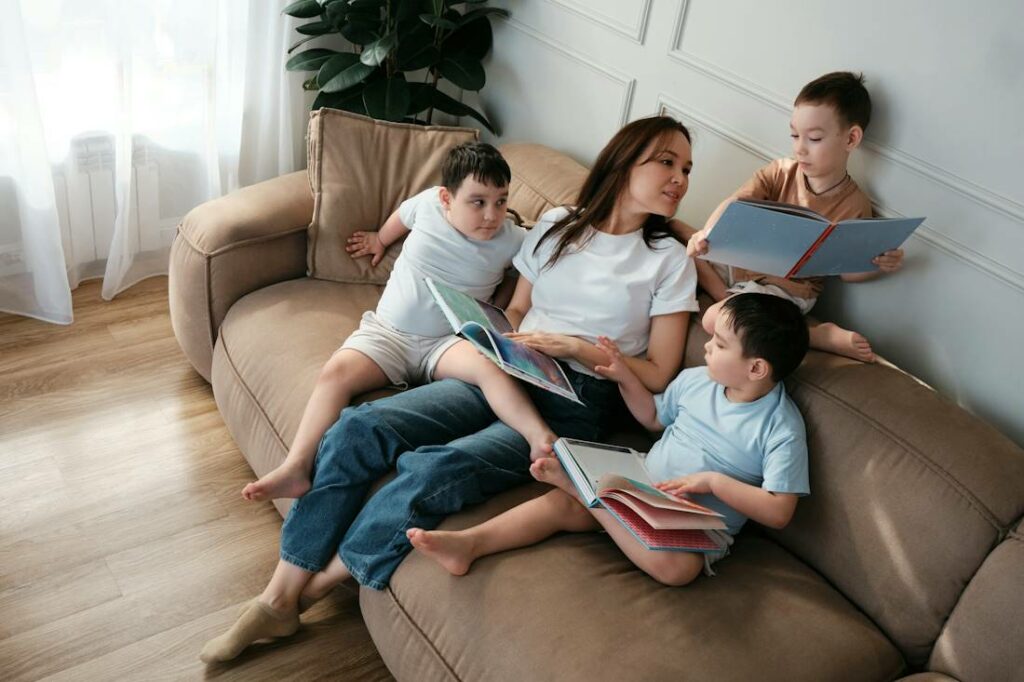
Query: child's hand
xmin=686 ymin=229 xmax=709 ymax=258
xmin=346 ymin=231 xmax=385 ymax=266
xmin=656 ymin=472 xmax=719 ymax=496
xmin=593 ymin=336 xmax=638 ymax=385
xmin=872 ymin=248 xmax=904 ymax=273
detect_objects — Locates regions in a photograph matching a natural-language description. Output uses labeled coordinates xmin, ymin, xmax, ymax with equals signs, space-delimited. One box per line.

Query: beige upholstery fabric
xmin=770 ymin=354 xmax=1024 ymax=666
xmin=500 ymin=143 xmax=588 ymax=224
xmin=170 ymin=170 xmax=312 ymax=380
xmin=211 ymin=278 xmax=395 ymax=517
xmin=927 ymin=520 xmax=1024 ymax=682
xmin=361 ymin=483 xmax=905 ymax=682
xmin=306 ymin=109 xmax=478 ymax=284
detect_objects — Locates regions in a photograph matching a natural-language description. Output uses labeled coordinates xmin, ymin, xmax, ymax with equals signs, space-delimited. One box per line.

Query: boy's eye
xmin=809 ymin=138 xmax=822 ymax=143
xmin=790 ymin=134 xmax=799 ymax=139
xmin=683 ymin=167 xmax=691 ymax=176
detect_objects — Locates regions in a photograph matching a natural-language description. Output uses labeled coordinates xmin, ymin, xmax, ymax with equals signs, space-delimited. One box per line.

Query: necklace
xmin=805 ymin=171 xmax=848 ymax=196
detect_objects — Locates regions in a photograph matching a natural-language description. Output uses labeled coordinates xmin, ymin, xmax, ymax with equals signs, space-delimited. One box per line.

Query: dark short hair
xmin=795 ymin=71 xmax=872 ymax=132
xmin=721 ymin=293 xmax=809 ymax=382
xmin=441 ymin=142 xmax=511 ymax=194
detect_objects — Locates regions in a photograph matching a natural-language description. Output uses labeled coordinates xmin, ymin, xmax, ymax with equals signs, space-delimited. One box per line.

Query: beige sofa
xmin=169 ymin=139 xmax=1024 ymax=682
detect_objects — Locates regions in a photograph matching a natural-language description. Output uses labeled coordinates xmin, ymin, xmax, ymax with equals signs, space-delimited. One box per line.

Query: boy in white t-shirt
xmin=407 ymin=293 xmax=810 ymax=586
xmin=242 ymin=143 xmax=553 ymax=503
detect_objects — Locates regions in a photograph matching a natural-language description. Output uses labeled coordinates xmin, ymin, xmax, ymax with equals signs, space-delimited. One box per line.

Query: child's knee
xmin=647 ymin=554 xmax=703 ymax=587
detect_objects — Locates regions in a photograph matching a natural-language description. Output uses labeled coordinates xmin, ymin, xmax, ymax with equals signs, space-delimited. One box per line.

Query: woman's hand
xmin=346 ymin=231 xmax=385 ymax=266
xmin=655 ymin=472 xmax=720 ymax=496
xmin=593 ymin=337 xmax=639 ymax=386
xmin=504 ymin=331 xmax=581 ymax=359
xmin=686 ymin=228 xmax=709 ymax=258
xmin=872 ymin=248 xmax=904 ymax=273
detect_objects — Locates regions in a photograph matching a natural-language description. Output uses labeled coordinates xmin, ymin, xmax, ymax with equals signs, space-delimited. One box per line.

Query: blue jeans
xmin=279 ymin=368 xmax=620 ymax=589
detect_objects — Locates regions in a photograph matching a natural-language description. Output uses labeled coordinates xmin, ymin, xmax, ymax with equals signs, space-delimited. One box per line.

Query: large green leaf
xmin=283 ymin=0 xmax=323 ymax=18
xmin=360 ymin=32 xmax=398 ymax=67
xmin=430 ymin=88 xmax=495 ymax=133
xmin=297 ymin=20 xmax=335 ymax=35
xmin=438 ymin=53 xmax=485 ymax=90
xmin=286 ymin=48 xmax=340 ymax=71
xmin=363 ymin=77 xmax=411 ymax=121
xmin=288 ymin=34 xmax=318 ymax=54
xmin=396 ymin=23 xmax=440 ymax=69
xmin=420 ymin=13 xmax=458 ymax=30
xmin=406 ymin=82 xmax=434 ymax=115
xmin=321 ymin=60 xmax=376 ymax=93
xmin=444 ymin=17 xmax=492 ymax=60
xmin=317 ymin=52 xmax=363 ymax=87
xmin=313 ymin=86 xmax=367 ymax=114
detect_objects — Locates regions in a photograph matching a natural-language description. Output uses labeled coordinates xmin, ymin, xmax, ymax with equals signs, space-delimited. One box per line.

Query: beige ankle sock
xmin=199 ymin=600 xmax=299 ymax=663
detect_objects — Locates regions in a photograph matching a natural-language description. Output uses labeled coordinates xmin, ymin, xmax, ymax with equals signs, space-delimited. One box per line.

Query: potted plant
xmin=284 ymin=0 xmax=508 ymax=133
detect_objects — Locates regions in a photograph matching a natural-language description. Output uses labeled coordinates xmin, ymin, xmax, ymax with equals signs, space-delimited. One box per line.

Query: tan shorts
xmin=339 ymin=311 xmax=461 ymax=388
xmin=726 ymin=280 xmax=816 ymax=315
xmin=701 ymin=530 xmax=734 ymax=577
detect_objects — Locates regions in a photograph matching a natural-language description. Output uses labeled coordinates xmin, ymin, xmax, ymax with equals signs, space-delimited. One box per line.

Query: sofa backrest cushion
xmin=306 ymin=109 xmax=478 ymax=284
xmin=769 ymin=352 xmax=1024 ymax=666
xmin=500 ymin=143 xmax=588 ymax=225
xmin=926 ymin=518 xmax=1024 ymax=681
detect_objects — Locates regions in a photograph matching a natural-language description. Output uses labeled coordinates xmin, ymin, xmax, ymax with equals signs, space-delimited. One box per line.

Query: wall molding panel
xmin=667 ymin=0 xmax=1024 ymax=227
xmin=541 ymin=0 xmax=653 ymax=44
xmin=503 ymin=18 xmax=636 ymax=128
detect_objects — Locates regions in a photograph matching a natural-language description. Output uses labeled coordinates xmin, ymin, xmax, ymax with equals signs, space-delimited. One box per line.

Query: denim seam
xmin=280 ymin=549 xmax=322 ymax=573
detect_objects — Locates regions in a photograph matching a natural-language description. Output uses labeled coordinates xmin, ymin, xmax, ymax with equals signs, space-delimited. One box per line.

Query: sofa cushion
xmin=500 ymin=143 xmax=588 ymax=225
xmin=212 ymin=277 xmax=394 ymax=516
xmin=926 ymin=519 xmax=1024 ymax=681
xmin=360 ymin=483 xmax=905 ymax=682
xmin=306 ymin=109 xmax=478 ymax=284
xmin=768 ymin=353 xmax=1024 ymax=666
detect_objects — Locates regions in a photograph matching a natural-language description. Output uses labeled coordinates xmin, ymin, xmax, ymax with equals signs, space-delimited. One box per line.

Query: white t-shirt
xmin=375 ymin=187 xmax=526 ymax=337
xmin=512 ymin=207 xmax=699 ymax=377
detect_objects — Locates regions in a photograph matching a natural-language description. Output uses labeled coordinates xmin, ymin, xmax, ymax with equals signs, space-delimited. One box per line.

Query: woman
xmin=201 ymin=115 xmax=699 ymax=663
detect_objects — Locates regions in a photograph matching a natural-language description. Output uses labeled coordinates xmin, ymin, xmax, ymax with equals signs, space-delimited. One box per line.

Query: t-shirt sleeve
xmin=653 ymin=369 xmax=696 ymax=427
xmin=761 ymin=414 xmax=810 ymax=496
xmin=397 ymin=187 xmax=438 ymax=229
xmin=650 ymin=250 xmax=700 ymax=316
xmin=732 ymin=160 xmax=782 ymax=201
xmin=512 ymin=208 xmax=566 ymax=283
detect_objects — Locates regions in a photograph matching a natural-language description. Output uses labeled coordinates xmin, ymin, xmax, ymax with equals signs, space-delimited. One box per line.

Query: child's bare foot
xmin=407 ymin=528 xmax=477 ymax=576
xmin=811 ymin=322 xmax=875 ymax=363
xmin=530 ymin=457 xmax=578 ymax=499
xmin=528 ymin=430 xmax=557 ymax=462
xmin=241 ymin=462 xmax=311 ymax=502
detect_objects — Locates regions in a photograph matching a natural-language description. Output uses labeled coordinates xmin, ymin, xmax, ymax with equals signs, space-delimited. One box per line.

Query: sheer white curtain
xmin=0 ymin=0 xmax=310 ymax=324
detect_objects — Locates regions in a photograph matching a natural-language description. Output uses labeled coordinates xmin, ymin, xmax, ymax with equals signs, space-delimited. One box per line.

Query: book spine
xmin=785 ymin=222 xmax=838 ymax=279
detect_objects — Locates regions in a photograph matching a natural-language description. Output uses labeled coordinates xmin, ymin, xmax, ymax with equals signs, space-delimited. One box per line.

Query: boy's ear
xmin=845 ymin=124 xmax=864 ymax=151
xmin=439 ymin=186 xmax=453 ymax=210
xmin=748 ymin=358 xmax=772 ymax=382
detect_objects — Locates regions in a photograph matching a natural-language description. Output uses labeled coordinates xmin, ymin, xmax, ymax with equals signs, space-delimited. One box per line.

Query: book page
xmin=426 ymin=278 xmax=513 ymax=334
xmin=555 ymin=439 xmax=650 ymax=493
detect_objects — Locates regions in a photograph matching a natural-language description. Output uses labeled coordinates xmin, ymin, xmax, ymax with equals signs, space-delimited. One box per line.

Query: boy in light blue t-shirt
xmin=408 ymin=293 xmax=810 ymax=586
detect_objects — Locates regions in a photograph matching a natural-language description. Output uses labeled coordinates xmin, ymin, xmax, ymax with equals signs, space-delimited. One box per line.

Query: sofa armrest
xmin=169 ymin=171 xmax=313 ymax=381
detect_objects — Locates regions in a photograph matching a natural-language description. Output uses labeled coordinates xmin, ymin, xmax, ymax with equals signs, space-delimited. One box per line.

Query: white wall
xmin=471 ymin=0 xmax=1024 ymax=446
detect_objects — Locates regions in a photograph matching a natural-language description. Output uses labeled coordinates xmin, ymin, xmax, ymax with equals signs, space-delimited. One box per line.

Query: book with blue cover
xmin=699 ymin=199 xmax=924 ymax=278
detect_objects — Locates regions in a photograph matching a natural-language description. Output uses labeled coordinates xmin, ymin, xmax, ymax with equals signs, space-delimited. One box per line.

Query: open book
xmin=700 ymin=198 xmax=924 ymax=278
xmin=553 ymin=438 xmax=729 ymax=553
xmin=425 ymin=278 xmax=581 ymax=404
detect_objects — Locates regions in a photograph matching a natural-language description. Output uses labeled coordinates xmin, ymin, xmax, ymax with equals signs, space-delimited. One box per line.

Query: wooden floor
xmin=0 ymin=277 xmax=393 ymax=681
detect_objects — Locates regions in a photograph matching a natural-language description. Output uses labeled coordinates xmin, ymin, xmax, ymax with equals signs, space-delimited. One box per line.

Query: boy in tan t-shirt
xmin=684 ymin=71 xmax=903 ymax=362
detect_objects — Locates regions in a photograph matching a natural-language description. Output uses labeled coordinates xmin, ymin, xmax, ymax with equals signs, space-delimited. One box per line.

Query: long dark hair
xmin=535 ymin=116 xmax=692 ymax=269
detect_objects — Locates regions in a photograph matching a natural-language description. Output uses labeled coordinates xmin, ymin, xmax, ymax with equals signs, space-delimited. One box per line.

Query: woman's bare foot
xmin=810 ymin=322 xmax=875 ymax=363
xmin=529 ymin=457 xmax=579 ymax=499
xmin=407 ymin=528 xmax=477 ymax=576
xmin=241 ymin=461 xmax=311 ymax=502
xmin=528 ymin=430 xmax=557 ymax=462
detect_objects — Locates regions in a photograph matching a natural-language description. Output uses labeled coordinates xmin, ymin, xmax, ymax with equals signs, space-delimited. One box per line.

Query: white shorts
xmin=339 ymin=311 xmax=461 ymax=388
xmin=726 ymin=280 xmax=816 ymax=315
xmin=701 ymin=530 xmax=734 ymax=577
